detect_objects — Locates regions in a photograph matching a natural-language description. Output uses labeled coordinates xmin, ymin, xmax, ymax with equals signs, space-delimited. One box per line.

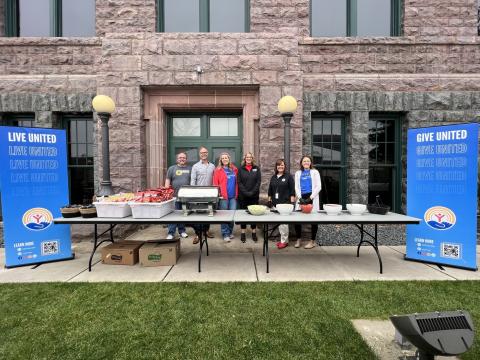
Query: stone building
xmin=0 ymin=1 xmax=479 ymax=243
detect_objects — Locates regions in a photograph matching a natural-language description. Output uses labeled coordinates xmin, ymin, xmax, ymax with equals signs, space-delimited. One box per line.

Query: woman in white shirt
xmin=294 ymin=155 xmax=321 ymax=249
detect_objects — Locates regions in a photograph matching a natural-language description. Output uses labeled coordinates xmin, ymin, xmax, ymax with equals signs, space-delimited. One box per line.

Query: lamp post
xmin=92 ymin=95 xmax=116 ymax=196
xmin=277 ymin=95 xmax=298 ymax=172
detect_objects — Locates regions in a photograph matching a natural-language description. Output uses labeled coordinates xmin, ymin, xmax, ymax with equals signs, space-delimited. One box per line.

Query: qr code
xmin=41 ymin=241 xmax=59 ymax=256
xmin=441 ymin=243 xmax=460 ymax=259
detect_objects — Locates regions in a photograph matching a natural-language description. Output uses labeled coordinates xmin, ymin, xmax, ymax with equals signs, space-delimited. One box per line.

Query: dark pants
xmin=294 ymin=193 xmax=317 ymax=240
xmin=239 ymin=197 xmax=258 ymax=230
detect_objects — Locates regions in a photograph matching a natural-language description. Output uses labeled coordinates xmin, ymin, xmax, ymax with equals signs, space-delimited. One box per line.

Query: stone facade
xmin=404 ymin=0 xmax=478 ymax=36
xmin=0 ymin=0 xmax=479 ymax=244
xmin=0 ymin=0 xmax=4 ymax=37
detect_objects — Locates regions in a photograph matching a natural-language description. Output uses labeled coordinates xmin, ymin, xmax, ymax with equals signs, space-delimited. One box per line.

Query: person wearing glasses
xmin=190 ymin=146 xmax=216 ymax=244
xmin=165 ymin=152 xmax=191 ymax=240
xmin=238 ymin=152 xmax=261 ymax=243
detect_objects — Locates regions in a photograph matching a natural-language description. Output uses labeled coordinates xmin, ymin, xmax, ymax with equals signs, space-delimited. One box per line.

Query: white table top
xmin=233 ymin=210 xmax=421 ymax=224
xmin=54 ymin=210 xmax=235 ymax=224
xmin=54 ymin=210 xmax=420 ymax=225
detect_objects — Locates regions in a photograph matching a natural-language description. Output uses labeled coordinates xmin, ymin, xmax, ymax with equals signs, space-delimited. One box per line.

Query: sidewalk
xmin=1 ymin=224 xmax=479 ymax=283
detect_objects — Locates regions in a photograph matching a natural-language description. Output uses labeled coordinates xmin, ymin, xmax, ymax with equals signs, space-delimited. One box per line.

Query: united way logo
xmin=22 ymin=208 xmax=53 ymax=231
xmin=424 ymin=206 xmax=456 ymax=230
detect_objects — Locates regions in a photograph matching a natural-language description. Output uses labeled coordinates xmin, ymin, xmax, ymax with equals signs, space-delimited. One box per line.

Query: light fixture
xmin=277 ymin=96 xmax=298 ymax=171
xmin=92 ymin=95 xmax=116 ymax=196
xmin=278 ymin=95 xmax=298 ymax=115
xmin=92 ymin=94 xmax=116 ymax=114
xmin=390 ymin=310 xmax=474 ymax=360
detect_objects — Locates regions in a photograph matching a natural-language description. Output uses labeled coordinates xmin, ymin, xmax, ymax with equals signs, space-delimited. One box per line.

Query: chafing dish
xmin=176 ymin=186 xmax=219 ymax=216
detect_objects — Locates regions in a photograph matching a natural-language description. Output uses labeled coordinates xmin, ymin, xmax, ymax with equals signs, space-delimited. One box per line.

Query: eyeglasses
xmin=200 ymin=152 xmax=208 ymax=154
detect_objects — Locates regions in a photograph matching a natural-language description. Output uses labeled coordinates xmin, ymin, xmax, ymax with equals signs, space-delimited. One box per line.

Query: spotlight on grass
xmin=390 ymin=310 xmax=474 ymax=360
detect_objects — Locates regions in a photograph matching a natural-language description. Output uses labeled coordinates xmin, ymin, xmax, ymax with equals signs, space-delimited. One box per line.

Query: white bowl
xmin=276 ymin=203 xmax=294 ymax=216
xmin=323 ymin=204 xmax=342 ymax=215
xmin=346 ymin=203 xmax=367 ymax=215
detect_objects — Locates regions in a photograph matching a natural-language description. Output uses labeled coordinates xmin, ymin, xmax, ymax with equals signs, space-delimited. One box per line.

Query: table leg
xmin=198 ymin=230 xmax=203 ymax=272
xmin=264 ymin=224 xmax=270 ymax=273
xmin=89 ymin=224 xmax=98 ymax=272
xmin=204 ymin=229 xmax=209 ymax=256
xmin=355 ymin=224 xmax=383 ymax=274
xmin=262 ymin=224 xmax=266 ymax=256
xmin=356 ymin=224 xmax=364 ymax=258
xmin=89 ymin=224 xmax=116 ymax=272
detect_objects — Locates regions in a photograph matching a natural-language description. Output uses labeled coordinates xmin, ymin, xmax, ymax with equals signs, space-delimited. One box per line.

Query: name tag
xmin=282 ymin=178 xmax=286 ymax=182
xmin=252 ymin=168 xmax=257 ymax=172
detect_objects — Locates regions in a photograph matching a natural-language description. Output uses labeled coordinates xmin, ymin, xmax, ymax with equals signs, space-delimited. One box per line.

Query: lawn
xmin=0 ymin=281 xmax=479 ymax=359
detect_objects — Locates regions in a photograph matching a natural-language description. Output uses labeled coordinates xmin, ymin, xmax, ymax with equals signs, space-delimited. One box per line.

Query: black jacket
xmin=238 ymin=165 xmax=261 ymax=200
xmin=268 ymin=173 xmax=295 ymax=205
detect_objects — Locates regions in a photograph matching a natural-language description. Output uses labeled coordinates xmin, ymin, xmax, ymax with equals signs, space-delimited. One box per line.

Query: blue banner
xmin=406 ymin=123 xmax=478 ymax=270
xmin=0 ymin=126 xmax=72 ymax=267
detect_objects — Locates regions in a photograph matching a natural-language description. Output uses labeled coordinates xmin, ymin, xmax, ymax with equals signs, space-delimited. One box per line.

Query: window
xmin=311 ymin=0 xmax=402 ymax=37
xmin=63 ymin=115 xmax=95 ymax=205
xmin=368 ymin=114 xmax=401 ymax=212
xmin=168 ymin=113 xmax=242 ymax=167
xmin=0 ymin=113 xmax=35 ymax=127
xmin=311 ymin=114 xmax=347 ymax=207
xmin=158 ymin=0 xmax=249 ymax=32
xmin=5 ymin=0 xmax=95 ymax=37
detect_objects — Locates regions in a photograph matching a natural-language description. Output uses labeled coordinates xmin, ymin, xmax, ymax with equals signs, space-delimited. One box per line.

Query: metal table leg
xmin=264 ymin=224 xmax=270 ymax=273
xmin=204 ymin=228 xmax=209 ymax=256
xmin=89 ymin=223 xmax=116 ymax=272
xmin=262 ymin=224 xmax=267 ymax=256
xmin=198 ymin=230 xmax=204 ymax=272
xmin=197 ymin=226 xmax=210 ymax=272
xmin=355 ymin=224 xmax=383 ymax=274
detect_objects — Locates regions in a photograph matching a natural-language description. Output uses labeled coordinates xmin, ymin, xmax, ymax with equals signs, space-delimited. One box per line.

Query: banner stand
xmin=0 ymin=126 xmax=74 ymax=267
xmin=405 ymin=123 xmax=478 ymax=270
xmin=404 ymin=256 xmax=478 ymax=271
xmin=4 ymin=252 xmax=75 ymax=269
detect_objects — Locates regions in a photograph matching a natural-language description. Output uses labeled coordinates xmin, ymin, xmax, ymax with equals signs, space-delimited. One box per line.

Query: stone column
xmin=348 ymin=111 xmax=369 ymax=204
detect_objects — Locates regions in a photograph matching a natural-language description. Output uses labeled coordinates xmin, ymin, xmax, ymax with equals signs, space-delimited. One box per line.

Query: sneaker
xmin=277 ymin=242 xmax=288 ymax=249
xmin=304 ymin=241 xmax=315 ymax=249
xmin=251 ymin=233 xmax=257 ymax=242
xmin=166 ymin=234 xmax=174 ymax=240
xmin=180 ymin=232 xmax=188 ymax=238
xmin=229 ymin=234 xmax=234 ymax=239
xmin=240 ymin=233 xmax=246 ymax=243
xmin=223 ymin=236 xmax=231 ymax=243
xmin=294 ymin=239 xmax=301 ymax=248
xmin=193 ymin=235 xmax=199 ymax=245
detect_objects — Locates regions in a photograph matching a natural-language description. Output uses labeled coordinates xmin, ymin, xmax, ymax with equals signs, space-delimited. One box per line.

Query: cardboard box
xmin=139 ymin=240 xmax=181 ymax=266
xmin=101 ymin=241 xmax=143 ymax=265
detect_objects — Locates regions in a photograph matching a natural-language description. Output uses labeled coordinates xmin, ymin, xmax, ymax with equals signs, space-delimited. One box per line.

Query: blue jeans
xmin=219 ymin=198 xmax=237 ymax=238
xmin=168 ymin=201 xmax=186 ymax=236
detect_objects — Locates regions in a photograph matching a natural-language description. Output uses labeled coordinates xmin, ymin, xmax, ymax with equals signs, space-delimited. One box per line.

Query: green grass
xmin=0 ymin=282 xmax=479 ymax=359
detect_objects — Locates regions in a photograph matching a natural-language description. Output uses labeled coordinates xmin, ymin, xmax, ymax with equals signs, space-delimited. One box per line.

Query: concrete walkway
xmin=1 ymin=224 xmax=479 ymax=283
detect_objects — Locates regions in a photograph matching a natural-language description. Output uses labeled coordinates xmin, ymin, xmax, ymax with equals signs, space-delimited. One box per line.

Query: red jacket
xmin=213 ymin=165 xmax=238 ymax=199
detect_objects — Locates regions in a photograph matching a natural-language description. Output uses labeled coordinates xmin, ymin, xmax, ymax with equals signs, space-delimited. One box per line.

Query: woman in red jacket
xmin=213 ymin=152 xmax=238 ymax=242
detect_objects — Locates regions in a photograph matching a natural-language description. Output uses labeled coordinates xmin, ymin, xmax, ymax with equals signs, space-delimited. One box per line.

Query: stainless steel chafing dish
xmin=177 ymin=186 xmax=220 ymax=216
